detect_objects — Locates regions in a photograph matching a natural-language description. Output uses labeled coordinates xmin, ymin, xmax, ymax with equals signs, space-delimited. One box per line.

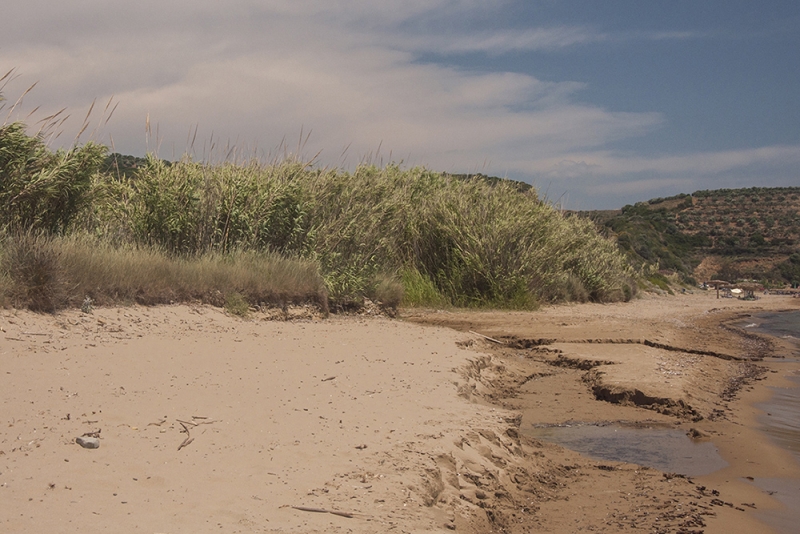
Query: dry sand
xmin=1 ymin=291 xmax=798 ymax=533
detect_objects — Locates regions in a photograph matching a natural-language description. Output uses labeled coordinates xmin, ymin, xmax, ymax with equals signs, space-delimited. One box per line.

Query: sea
xmin=745 ymin=310 xmax=800 ymax=532
xmin=747 ymin=310 xmax=800 ymax=352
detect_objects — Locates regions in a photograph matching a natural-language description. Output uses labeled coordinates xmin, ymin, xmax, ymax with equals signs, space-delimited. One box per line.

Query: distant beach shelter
xmin=736 ymin=282 xmax=762 ymax=300
xmin=708 ymin=280 xmax=730 ymax=299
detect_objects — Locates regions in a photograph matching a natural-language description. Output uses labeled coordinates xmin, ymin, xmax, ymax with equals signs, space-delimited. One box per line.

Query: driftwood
xmin=177 ymin=419 xmax=198 ymax=427
xmin=291 ymin=506 xmax=354 ymax=518
xmin=469 ymin=330 xmax=505 ymax=344
xmin=176 ymin=416 xmax=215 ymax=451
xmin=177 ymin=436 xmax=194 ymax=451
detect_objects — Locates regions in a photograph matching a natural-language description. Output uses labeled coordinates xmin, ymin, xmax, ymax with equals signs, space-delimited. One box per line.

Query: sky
xmin=1 ymin=0 xmax=798 ymax=209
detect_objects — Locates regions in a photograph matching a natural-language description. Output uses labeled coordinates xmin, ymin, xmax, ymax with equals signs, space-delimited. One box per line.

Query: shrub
xmin=368 ymin=273 xmax=405 ymax=312
xmin=400 ymin=267 xmax=448 ymax=308
xmin=110 ymin=162 xmax=636 ymax=307
xmin=0 ymin=232 xmax=329 ymax=313
xmin=224 ymin=292 xmax=250 ymax=317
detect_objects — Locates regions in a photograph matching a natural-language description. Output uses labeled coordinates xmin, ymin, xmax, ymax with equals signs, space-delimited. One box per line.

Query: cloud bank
xmin=1 ymin=0 xmax=796 ymax=209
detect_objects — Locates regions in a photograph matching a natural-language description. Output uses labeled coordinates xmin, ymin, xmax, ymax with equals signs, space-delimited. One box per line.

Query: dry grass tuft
xmin=0 ymin=233 xmax=328 ymax=314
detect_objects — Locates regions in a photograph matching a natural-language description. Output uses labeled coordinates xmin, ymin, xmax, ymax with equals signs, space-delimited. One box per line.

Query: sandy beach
xmin=2 ymin=291 xmax=799 ymax=533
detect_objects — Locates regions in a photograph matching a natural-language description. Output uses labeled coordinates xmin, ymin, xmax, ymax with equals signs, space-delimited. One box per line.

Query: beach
xmin=1 ymin=291 xmax=798 ymax=533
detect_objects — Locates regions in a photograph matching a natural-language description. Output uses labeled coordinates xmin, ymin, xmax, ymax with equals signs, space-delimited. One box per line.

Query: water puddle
xmin=520 ymin=310 xmax=800 ymax=531
xmin=523 ymin=422 xmax=728 ymax=476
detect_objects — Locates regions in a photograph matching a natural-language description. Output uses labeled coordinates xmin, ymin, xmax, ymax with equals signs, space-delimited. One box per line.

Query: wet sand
xmin=405 ymin=291 xmax=800 ymax=532
xmin=1 ymin=291 xmax=798 ymax=532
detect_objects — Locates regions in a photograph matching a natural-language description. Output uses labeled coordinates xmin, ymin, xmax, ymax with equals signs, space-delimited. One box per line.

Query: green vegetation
xmin=779 ymin=253 xmax=800 ymax=287
xmin=582 ymin=187 xmax=800 ymax=287
xmin=1 ymin=89 xmax=636 ymax=313
xmin=0 ymin=122 xmax=106 ymax=234
xmin=646 ymin=273 xmax=674 ymax=295
xmin=224 ymin=292 xmax=250 ymax=317
xmin=100 ymin=153 xmax=161 ymax=179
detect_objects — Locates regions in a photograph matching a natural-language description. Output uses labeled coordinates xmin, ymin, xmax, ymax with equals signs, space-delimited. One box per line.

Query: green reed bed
xmin=1 ymin=117 xmax=636 ymax=313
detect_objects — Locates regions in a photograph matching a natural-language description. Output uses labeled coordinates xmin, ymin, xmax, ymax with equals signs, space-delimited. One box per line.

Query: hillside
xmin=101 ymin=153 xmax=167 ymax=178
xmin=583 ymin=187 xmax=800 ymax=287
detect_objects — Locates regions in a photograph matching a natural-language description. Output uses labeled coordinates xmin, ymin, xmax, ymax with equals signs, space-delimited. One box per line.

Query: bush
xmin=224 ymin=292 xmax=250 ymax=317
xmin=400 ymin=267 xmax=448 ymax=308
xmin=647 ymin=273 xmax=674 ymax=295
xmin=105 ymin=162 xmax=636 ymax=307
xmin=368 ymin=273 xmax=405 ymax=312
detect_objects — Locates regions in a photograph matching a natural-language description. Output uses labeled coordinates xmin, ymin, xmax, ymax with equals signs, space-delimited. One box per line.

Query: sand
xmin=1 ymin=291 xmax=798 ymax=533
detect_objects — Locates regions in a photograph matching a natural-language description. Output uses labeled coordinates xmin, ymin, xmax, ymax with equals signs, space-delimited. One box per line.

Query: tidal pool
xmin=524 ymin=422 xmax=728 ymax=476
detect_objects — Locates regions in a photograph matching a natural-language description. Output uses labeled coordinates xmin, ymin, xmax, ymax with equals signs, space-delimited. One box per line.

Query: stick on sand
xmin=469 ymin=330 xmax=505 ymax=344
xmin=291 ymin=505 xmax=354 ymax=518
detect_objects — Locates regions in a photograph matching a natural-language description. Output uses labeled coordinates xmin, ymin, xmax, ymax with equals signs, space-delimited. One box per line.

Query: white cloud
xmin=1 ymin=2 xmax=662 ymax=164
xmin=524 ymin=145 xmax=800 ymax=177
xmin=0 ymin=1 xmax=793 ymax=210
xmin=397 ymin=26 xmax=604 ymax=55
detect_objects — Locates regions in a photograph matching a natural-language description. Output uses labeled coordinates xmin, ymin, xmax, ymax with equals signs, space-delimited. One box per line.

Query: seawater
xmin=748 ymin=310 xmax=800 ymax=533
xmin=748 ymin=311 xmax=800 ymax=463
xmin=744 ymin=309 xmax=800 ymax=355
xmin=757 ymin=374 xmax=800 ymax=458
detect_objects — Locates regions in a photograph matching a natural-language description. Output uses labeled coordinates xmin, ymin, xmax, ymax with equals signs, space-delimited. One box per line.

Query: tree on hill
xmin=581 ymin=188 xmax=800 ymax=287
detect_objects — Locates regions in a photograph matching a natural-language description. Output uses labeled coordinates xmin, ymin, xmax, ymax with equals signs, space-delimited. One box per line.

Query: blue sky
xmin=1 ymin=0 xmax=798 ymax=209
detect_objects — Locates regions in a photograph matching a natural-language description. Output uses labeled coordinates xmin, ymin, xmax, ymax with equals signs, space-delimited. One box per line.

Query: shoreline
xmin=406 ymin=291 xmax=800 ymax=532
xmin=695 ymin=358 xmax=800 ymax=533
xmin=686 ymin=310 xmax=800 ymax=533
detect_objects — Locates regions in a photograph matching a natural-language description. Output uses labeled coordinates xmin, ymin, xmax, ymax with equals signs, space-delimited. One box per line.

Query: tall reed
xmin=84 ymin=160 xmax=635 ymax=308
xmin=0 ymin=122 xmax=106 ymax=234
xmin=1 ymin=117 xmax=636 ymax=312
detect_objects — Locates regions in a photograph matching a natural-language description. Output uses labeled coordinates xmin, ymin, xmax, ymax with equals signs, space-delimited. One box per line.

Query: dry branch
xmin=291 ymin=506 xmax=354 ymax=519
xmin=177 ymin=436 xmax=194 ymax=451
xmin=469 ymin=330 xmax=505 ymax=344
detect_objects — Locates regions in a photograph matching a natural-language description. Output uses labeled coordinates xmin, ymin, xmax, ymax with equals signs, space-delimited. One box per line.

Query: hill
xmin=101 ymin=153 xmax=168 ymax=178
xmin=582 ymin=187 xmax=800 ymax=287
